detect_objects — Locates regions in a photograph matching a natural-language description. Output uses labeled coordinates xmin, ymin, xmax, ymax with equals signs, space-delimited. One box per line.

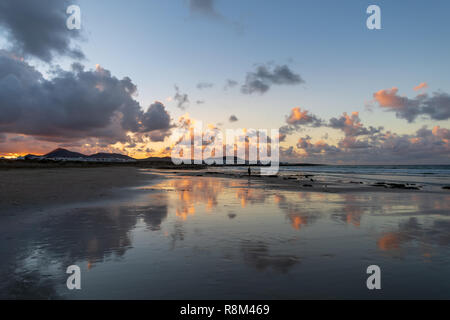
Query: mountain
xmin=138 ymin=156 xmax=172 ymax=162
xmin=44 ymin=148 xmax=86 ymax=158
xmin=43 ymin=148 xmax=135 ymax=160
xmin=88 ymin=153 xmax=135 ymax=160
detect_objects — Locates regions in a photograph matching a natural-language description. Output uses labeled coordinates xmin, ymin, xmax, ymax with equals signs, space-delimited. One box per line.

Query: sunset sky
xmin=0 ymin=0 xmax=449 ymax=163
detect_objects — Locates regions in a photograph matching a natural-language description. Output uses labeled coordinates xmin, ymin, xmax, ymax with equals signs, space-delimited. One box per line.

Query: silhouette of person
xmin=248 ymin=167 xmax=251 ymax=176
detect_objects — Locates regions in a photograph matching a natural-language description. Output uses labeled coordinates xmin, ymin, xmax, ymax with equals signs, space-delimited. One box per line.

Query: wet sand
xmin=0 ymin=168 xmax=449 ymax=299
xmin=0 ymin=167 xmax=153 ymax=215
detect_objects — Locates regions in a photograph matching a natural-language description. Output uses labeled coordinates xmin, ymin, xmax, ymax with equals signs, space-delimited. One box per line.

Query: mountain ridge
xmin=43 ymin=148 xmax=134 ymax=160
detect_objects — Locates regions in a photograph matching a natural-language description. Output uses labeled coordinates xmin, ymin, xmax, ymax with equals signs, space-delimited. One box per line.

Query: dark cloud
xmin=189 ymin=0 xmax=221 ymax=18
xmin=173 ymin=85 xmax=189 ymax=109
xmin=328 ymin=112 xmax=382 ymax=137
xmin=188 ymin=0 xmax=244 ymax=33
xmin=0 ymin=0 xmax=84 ymax=62
xmin=421 ymin=93 xmax=450 ymax=120
xmin=229 ymin=115 xmax=238 ymax=122
xmin=141 ymin=102 xmax=171 ymax=132
xmin=373 ymin=87 xmax=450 ymax=122
xmin=338 ymin=136 xmax=370 ymax=149
xmin=296 ymin=136 xmax=340 ymax=154
xmin=241 ymin=64 xmax=304 ymax=95
xmin=224 ymin=79 xmax=238 ymax=90
xmin=196 ymin=82 xmax=213 ymax=90
xmin=146 ymin=128 xmax=171 ymax=142
xmin=0 ymin=51 xmax=171 ymax=143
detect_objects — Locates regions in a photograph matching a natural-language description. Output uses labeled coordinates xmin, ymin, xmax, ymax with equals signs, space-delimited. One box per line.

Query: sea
xmin=208 ymin=165 xmax=450 ymax=186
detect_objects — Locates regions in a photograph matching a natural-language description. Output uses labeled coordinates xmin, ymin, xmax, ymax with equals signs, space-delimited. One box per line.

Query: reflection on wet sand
xmin=41 ymin=193 xmax=169 ymax=265
xmin=1 ymin=174 xmax=449 ymax=299
xmin=273 ymin=193 xmax=316 ymax=230
xmin=377 ymin=217 xmax=450 ymax=258
xmin=241 ymin=240 xmax=300 ymax=273
xmin=170 ymin=178 xmax=226 ymax=219
xmin=1 ymin=193 xmax=169 ymax=299
xmin=332 ymin=194 xmax=366 ymax=227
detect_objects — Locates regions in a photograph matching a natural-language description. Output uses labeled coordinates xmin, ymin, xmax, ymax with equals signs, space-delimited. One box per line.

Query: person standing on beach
xmin=248 ymin=167 xmax=251 ymax=176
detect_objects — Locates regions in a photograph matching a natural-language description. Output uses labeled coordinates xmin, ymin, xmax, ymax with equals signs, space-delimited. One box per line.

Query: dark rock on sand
xmin=371 ymin=183 xmax=387 ymax=188
xmin=371 ymin=182 xmax=421 ymax=190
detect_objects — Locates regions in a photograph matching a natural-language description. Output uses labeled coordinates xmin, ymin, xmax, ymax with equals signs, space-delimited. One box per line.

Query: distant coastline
xmin=2 ymin=148 xmax=448 ymax=169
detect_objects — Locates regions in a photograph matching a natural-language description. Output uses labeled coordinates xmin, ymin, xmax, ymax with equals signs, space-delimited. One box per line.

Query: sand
xmin=0 ymin=167 xmax=449 ymax=299
xmin=1 ymin=166 xmax=445 ymax=217
xmin=0 ymin=167 xmax=154 ymax=215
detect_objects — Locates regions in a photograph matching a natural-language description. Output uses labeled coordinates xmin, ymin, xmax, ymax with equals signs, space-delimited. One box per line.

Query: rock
xmin=371 ymin=184 xmax=387 ymax=188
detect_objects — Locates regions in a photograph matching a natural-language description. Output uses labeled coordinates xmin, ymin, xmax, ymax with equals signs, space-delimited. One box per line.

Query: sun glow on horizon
xmin=0 ymin=153 xmax=26 ymax=159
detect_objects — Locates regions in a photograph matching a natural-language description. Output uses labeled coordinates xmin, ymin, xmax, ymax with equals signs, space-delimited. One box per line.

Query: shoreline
xmin=160 ymin=169 xmax=450 ymax=194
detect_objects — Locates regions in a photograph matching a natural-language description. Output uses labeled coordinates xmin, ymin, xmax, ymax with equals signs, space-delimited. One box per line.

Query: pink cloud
xmin=373 ymin=87 xmax=406 ymax=108
xmin=413 ymin=82 xmax=428 ymax=91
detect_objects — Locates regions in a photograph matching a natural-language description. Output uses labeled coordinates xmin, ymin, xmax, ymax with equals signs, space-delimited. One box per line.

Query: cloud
xmin=241 ymin=64 xmax=304 ymax=95
xmin=373 ymin=86 xmax=450 ymax=122
xmin=277 ymin=106 xmax=449 ymax=164
xmin=286 ymin=107 xmax=323 ymax=127
xmin=284 ymin=125 xmax=450 ymax=164
xmin=188 ymin=0 xmax=245 ymax=34
xmin=141 ymin=102 xmax=171 ymax=132
xmin=173 ymin=85 xmax=190 ymax=109
xmin=431 ymin=126 xmax=450 ymax=140
xmin=278 ymin=107 xmax=323 ymax=141
xmin=189 ymin=0 xmax=221 ymax=18
xmin=146 ymin=128 xmax=171 ymax=142
xmin=196 ymin=82 xmax=213 ymax=90
xmin=338 ymin=136 xmax=370 ymax=149
xmin=413 ymin=82 xmax=428 ymax=91
xmin=229 ymin=115 xmax=238 ymax=122
xmin=0 ymin=0 xmax=84 ymax=62
xmin=328 ymin=112 xmax=382 ymax=137
xmin=0 ymin=51 xmax=171 ymax=144
xmin=279 ymin=108 xmax=384 ymax=145
xmin=224 ymin=79 xmax=238 ymax=90
xmin=373 ymin=87 xmax=405 ymax=107
xmin=296 ymin=136 xmax=340 ymax=154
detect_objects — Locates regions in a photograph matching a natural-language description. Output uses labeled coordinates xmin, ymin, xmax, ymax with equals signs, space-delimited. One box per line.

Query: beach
xmin=0 ymin=167 xmax=449 ymax=299
xmin=0 ymin=167 xmax=153 ymax=215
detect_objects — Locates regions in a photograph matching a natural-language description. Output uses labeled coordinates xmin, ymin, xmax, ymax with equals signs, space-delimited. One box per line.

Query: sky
xmin=0 ymin=0 xmax=449 ymax=164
